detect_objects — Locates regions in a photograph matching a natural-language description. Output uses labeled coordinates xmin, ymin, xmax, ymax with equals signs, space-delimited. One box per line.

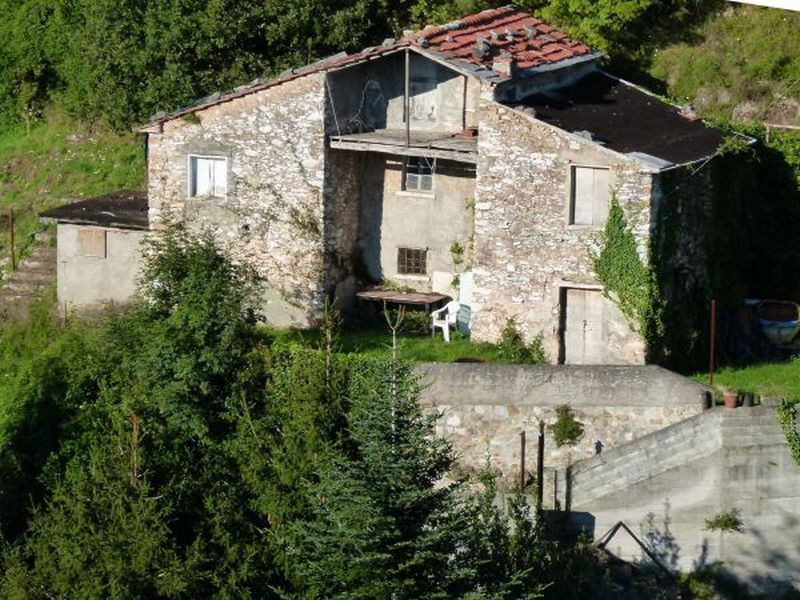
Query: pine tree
xmin=288 ymin=359 xmax=474 ymax=599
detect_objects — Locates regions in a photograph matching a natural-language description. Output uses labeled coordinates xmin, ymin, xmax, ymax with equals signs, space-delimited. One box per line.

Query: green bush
xmin=549 ymin=405 xmax=585 ymax=448
xmin=497 ymin=319 xmax=547 ymax=364
xmin=705 ymin=509 xmax=744 ymax=533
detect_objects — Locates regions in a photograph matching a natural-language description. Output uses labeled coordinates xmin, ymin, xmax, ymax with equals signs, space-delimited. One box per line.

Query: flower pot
xmin=723 ymin=390 xmax=738 ymax=409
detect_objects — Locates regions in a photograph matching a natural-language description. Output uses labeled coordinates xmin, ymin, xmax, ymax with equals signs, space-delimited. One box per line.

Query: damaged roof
xmin=416 ymin=5 xmax=594 ymax=72
xmin=142 ymin=6 xmax=598 ymax=128
xmin=40 ymin=191 xmax=149 ymax=230
xmin=514 ymin=71 xmax=727 ymax=167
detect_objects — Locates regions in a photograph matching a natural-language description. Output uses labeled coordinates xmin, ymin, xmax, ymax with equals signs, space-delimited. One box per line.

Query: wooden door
xmin=563 ymin=288 xmax=605 ymax=364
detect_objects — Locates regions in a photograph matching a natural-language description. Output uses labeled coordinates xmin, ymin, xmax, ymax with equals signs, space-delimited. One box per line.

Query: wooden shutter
xmin=591 ymin=168 xmax=610 ymax=226
xmin=213 ymin=158 xmax=227 ymax=196
xmin=571 ymin=167 xmax=610 ymax=226
xmin=571 ymin=167 xmax=594 ymax=225
xmin=194 ymin=158 xmax=212 ymax=196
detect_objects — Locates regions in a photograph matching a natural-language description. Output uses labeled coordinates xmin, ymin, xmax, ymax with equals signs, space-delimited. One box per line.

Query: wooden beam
xmin=329 ymin=139 xmax=478 ymax=164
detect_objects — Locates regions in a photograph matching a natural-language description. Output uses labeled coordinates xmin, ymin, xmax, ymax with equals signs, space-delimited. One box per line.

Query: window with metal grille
xmin=397 ymin=247 xmax=427 ymax=275
xmin=403 ymin=157 xmax=434 ymax=192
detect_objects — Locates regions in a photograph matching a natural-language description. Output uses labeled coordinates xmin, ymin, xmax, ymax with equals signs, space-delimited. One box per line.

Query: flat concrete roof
xmin=40 ymin=191 xmax=149 ymax=230
xmin=513 ymin=71 xmax=727 ymax=166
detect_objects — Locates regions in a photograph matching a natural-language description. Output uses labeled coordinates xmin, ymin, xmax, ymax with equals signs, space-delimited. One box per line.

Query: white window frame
xmin=567 ymin=164 xmax=611 ymax=227
xmin=402 ymin=156 xmax=435 ymax=193
xmin=188 ymin=154 xmax=228 ymax=199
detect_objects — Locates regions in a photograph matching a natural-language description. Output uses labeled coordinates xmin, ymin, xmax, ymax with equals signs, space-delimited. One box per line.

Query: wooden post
xmin=404 ymin=49 xmax=410 ymax=148
xmin=519 ymin=430 xmax=526 ymax=491
xmin=537 ymin=420 xmax=544 ymax=513
xmin=709 ymin=298 xmax=716 ymax=386
xmin=8 ymin=208 xmax=15 ymax=271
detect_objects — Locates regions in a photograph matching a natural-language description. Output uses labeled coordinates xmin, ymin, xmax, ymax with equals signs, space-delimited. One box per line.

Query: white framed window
xmin=403 ymin=157 xmax=435 ymax=192
xmin=569 ymin=166 xmax=610 ymax=226
xmin=188 ymin=155 xmax=227 ymax=198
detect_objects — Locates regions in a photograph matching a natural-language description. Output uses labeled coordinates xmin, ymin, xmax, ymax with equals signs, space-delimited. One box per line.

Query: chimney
xmin=492 ymin=55 xmax=517 ymax=77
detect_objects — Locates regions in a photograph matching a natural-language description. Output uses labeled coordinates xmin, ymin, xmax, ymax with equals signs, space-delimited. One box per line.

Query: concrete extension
xmin=563 ymin=405 xmax=800 ymax=595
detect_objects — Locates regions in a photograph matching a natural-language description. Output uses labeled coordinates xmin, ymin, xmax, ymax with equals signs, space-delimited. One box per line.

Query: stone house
xmin=44 ymin=6 xmax=728 ymax=364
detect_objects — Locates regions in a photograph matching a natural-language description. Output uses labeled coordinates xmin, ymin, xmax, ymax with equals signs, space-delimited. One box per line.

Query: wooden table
xmin=355 ymin=289 xmax=449 ymax=314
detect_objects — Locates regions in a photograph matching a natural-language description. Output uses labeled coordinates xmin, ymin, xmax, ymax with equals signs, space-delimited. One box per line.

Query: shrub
xmin=549 ymin=405 xmax=585 ymax=448
xmin=497 ymin=319 xmax=546 ymax=364
xmin=704 ymin=509 xmax=744 ymax=533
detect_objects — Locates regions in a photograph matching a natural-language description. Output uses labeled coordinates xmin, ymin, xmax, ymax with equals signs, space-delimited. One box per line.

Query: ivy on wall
xmin=592 ymin=196 xmax=654 ymax=334
xmin=778 ymin=399 xmax=800 ymax=467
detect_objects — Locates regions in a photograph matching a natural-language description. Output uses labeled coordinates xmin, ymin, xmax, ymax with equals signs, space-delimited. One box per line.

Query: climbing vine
xmin=778 ymin=399 xmax=800 ymax=467
xmin=592 ymin=196 xmax=654 ymax=334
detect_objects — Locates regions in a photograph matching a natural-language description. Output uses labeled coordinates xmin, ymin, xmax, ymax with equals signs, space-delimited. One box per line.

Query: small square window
xmin=569 ymin=166 xmax=610 ymax=226
xmin=403 ymin=157 xmax=434 ymax=192
xmin=397 ymin=247 xmax=427 ymax=275
xmin=77 ymin=228 xmax=106 ymax=258
xmin=189 ymin=155 xmax=227 ymax=198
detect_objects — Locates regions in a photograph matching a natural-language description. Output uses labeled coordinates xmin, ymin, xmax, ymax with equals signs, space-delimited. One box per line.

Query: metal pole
xmin=709 ymin=298 xmax=716 ymax=386
xmin=537 ymin=420 xmax=544 ymax=513
xmin=404 ymin=49 xmax=410 ymax=148
xmin=519 ymin=430 xmax=526 ymax=491
xmin=9 ymin=208 xmax=15 ymax=271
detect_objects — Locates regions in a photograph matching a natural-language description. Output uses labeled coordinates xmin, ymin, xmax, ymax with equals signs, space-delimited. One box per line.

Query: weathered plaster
xmin=57 ymin=224 xmax=147 ymax=307
xmin=357 ymin=156 xmax=475 ymax=290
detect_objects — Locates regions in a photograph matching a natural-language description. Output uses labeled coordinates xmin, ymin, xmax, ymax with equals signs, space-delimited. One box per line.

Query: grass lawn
xmin=693 ymin=360 xmax=800 ymax=400
xmin=266 ymin=327 xmax=512 ymax=364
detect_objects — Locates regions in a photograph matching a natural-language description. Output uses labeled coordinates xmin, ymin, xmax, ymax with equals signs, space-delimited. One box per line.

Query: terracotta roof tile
xmin=414 ymin=6 xmax=593 ymax=73
xmin=143 ymin=5 xmax=596 ymax=126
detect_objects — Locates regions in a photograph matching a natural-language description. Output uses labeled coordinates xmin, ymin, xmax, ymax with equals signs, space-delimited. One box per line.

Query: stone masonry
xmin=471 ymin=85 xmax=652 ymax=362
xmin=416 ymin=363 xmax=709 ymax=480
xmin=147 ymin=73 xmax=331 ymax=326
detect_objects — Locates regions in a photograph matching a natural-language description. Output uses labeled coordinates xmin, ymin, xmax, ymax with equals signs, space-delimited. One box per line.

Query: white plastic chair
xmin=431 ymin=300 xmax=460 ymax=342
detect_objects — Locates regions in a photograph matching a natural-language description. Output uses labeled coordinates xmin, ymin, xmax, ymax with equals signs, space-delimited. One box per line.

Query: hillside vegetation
xmin=651 ymin=5 xmax=800 ymax=125
xmin=0 ymin=113 xmax=143 ymax=273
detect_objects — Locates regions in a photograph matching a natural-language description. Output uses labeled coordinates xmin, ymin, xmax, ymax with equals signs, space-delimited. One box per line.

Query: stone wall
xmin=471 ymin=91 xmax=654 ymax=363
xmin=147 ymin=73 xmax=329 ymax=326
xmin=324 ymin=148 xmax=363 ymax=308
xmin=416 ymin=363 xmax=709 ymax=479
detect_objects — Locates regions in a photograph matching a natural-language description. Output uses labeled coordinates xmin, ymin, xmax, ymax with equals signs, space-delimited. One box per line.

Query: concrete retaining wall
xmin=416 ymin=363 xmax=709 ymax=477
xmin=564 ymin=405 xmax=800 ymax=595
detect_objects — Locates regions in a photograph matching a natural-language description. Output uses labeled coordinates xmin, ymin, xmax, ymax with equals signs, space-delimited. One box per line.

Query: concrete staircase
xmin=561 ymin=404 xmax=800 ymax=593
xmin=564 ymin=405 xmax=785 ymax=508
xmin=564 ymin=407 xmax=724 ymax=508
xmin=0 ymin=230 xmax=57 ymax=319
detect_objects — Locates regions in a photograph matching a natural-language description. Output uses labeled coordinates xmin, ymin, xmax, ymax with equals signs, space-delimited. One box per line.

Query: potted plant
xmin=722 ymin=388 xmax=738 ymax=409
